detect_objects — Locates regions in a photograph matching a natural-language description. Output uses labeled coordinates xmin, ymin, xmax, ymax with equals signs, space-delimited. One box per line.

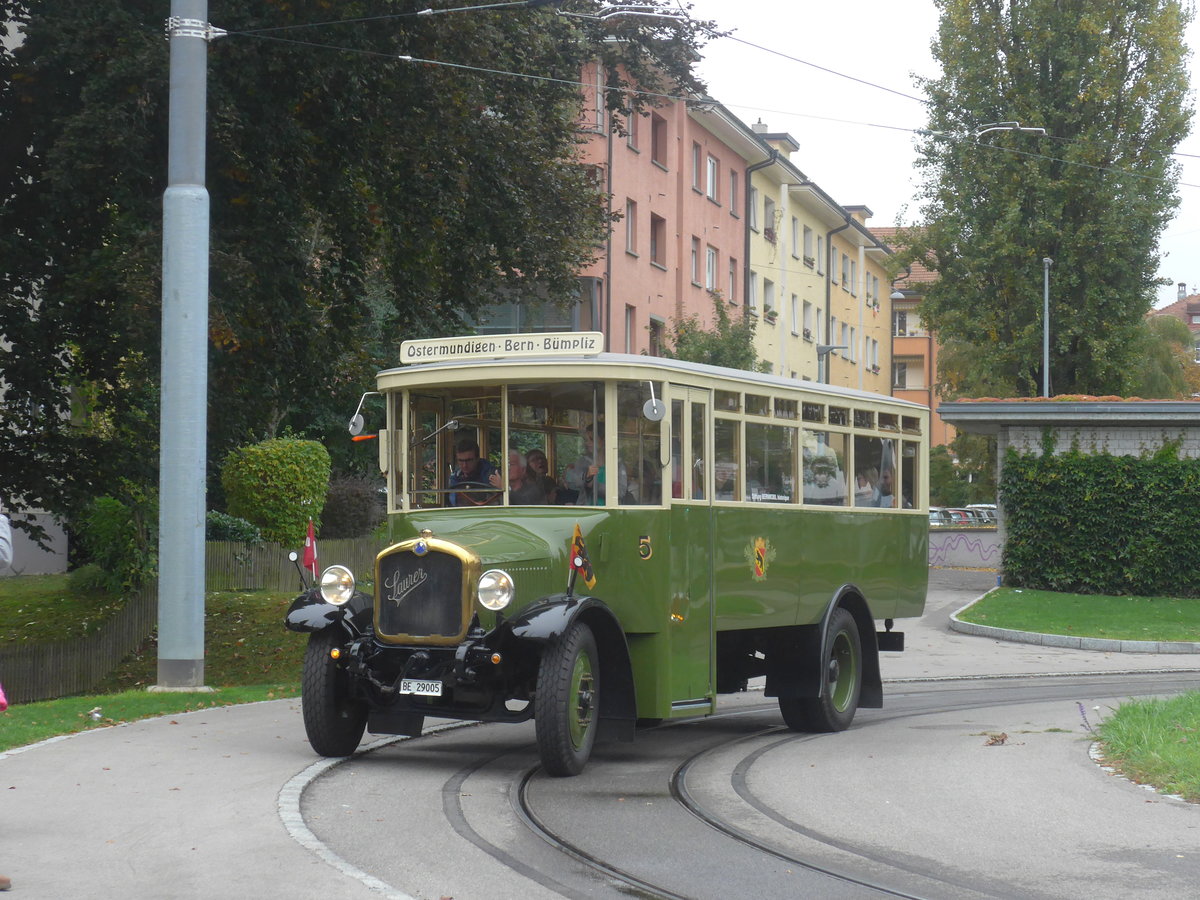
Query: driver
xmin=449 ymin=438 xmax=497 ymax=506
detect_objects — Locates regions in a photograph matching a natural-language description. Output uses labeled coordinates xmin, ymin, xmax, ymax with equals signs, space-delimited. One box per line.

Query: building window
xmin=649 ymin=317 xmax=665 ymax=357
xmin=830 ymin=248 xmax=838 ymax=283
xmin=691 ymin=237 xmax=701 ymax=285
xmin=625 ymin=304 xmax=636 ymax=354
xmin=841 ymin=321 xmax=850 ymax=351
xmin=803 ymin=300 xmax=814 ymax=340
xmin=763 ymin=278 xmax=776 ymax=316
xmin=728 ymin=257 xmax=738 ymax=303
xmin=749 ymin=186 xmax=759 ymax=230
xmin=650 ymin=214 xmax=666 ymax=267
xmin=894 ymin=361 xmax=908 ymax=389
xmin=763 ymin=197 xmax=777 ymax=243
xmin=842 ymin=254 xmax=850 ymax=290
xmin=692 ymin=142 xmax=702 ymax=191
xmin=729 ymin=170 xmax=739 ymax=216
xmin=791 ymin=217 xmax=800 ymax=257
xmin=803 ymin=226 xmax=814 ymax=266
xmin=849 ymin=259 xmax=857 ymax=295
xmin=627 ymin=111 xmax=640 ymax=150
xmin=790 ymin=293 xmax=799 ymax=333
xmin=749 ymin=270 xmax=758 ymax=311
xmin=830 ymin=316 xmax=839 ymax=351
xmin=817 ymin=236 xmax=825 ymax=274
xmin=625 ymin=199 xmax=637 ymax=255
xmin=848 ymin=326 xmax=856 ymax=362
xmin=705 ymin=246 xmax=718 ymax=290
xmin=706 ymin=155 xmax=719 ymax=202
xmin=591 ymin=66 xmax=604 ymax=131
xmin=651 ymin=113 xmax=668 ymax=167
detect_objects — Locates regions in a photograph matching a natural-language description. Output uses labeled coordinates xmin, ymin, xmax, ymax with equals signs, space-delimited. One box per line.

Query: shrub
xmin=320 ymin=474 xmax=385 ymax=539
xmin=76 ymin=493 xmax=157 ymax=595
xmin=1002 ymin=436 xmax=1200 ymax=596
xmin=205 ymin=511 xmax=263 ymax=544
xmin=67 ymin=562 xmax=114 ymax=596
xmin=221 ymin=438 xmax=331 ymax=544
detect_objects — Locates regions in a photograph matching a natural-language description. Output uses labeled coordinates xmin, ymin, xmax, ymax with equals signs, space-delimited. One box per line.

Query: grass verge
xmin=0 ymin=685 xmax=299 ymax=754
xmin=957 ymin=587 xmax=1200 ymax=642
xmin=1 ymin=577 xmax=308 ymax=751
xmin=1097 ymin=692 xmax=1200 ymax=803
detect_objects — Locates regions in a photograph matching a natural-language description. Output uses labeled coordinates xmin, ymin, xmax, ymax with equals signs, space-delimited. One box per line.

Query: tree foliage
xmin=660 ymin=291 xmax=764 ymax=372
xmin=1126 ymin=315 xmax=1199 ymax=399
xmin=903 ymin=0 xmax=1193 ymax=399
xmin=0 ymin=0 xmax=713 ymax=528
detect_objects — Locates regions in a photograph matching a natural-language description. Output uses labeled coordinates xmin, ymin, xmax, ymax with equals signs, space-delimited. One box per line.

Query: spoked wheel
xmin=302 ymin=629 xmax=368 ymax=756
xmin=535 ymin=621 xmax=599 ymax=777
xmin=780 ymin=606 xmax=862 ymax=733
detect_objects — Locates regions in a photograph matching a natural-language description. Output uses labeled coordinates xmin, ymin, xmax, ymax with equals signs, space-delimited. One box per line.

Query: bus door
xmin=668 ymin=386 xmax=714 ymax=714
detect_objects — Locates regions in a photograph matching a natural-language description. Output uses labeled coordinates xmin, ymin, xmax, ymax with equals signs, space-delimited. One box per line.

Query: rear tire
xmin=535 ymin=621 xmax=599 ymax=777
xmin=302 ymin=629 xmax=367 ymax=756
xmin=780 ymin=607 xmax=862 ymax=732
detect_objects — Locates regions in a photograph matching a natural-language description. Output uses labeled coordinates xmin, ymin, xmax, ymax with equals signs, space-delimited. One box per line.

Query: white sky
xmin=682 ymin=0 xmax=1200 ymax=309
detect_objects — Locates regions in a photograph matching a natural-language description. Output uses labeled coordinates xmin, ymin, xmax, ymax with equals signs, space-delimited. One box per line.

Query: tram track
xmin=301 ymin=671 xmax=1200 ymax=900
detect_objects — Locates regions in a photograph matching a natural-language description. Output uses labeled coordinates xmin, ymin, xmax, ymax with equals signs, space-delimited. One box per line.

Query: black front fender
xmin=506 ymin=593 xmax=637 ymax=743
xmin=285 ymin=588 xmax=373 ymax=637
xmin=506 ymin=593 xmax=600 ymax=643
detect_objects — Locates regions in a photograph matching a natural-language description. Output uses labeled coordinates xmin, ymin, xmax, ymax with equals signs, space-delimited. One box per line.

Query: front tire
xmin=302 ymin=629 xmax=368 ymax=756
xmin=535 ymin=621 xmax=599 ymax=777
xmin=780 ymin=607 xmax=862 ymax=733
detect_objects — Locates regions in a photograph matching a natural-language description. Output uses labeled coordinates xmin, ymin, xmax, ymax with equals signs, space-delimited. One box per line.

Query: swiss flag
xmin=303 ymin=518 xmax=318 ymax=578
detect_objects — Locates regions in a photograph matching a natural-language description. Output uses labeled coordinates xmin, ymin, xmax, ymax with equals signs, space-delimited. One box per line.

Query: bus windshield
xmin=402 ymin=379 xmax=664 ymax=509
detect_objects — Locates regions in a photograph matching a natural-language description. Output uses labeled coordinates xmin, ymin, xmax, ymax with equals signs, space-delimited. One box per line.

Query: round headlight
xmin=477 ymin=569 xmax=514 ymax=611
xmin=319 ymin=565 xmax=355 ymax=606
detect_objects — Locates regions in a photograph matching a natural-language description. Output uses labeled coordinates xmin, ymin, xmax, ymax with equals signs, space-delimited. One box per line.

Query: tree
xmin=660 ymin=291 xmax=764 ymax=372
xmin=0 ymin=0 xmax=713 ymax=530
xmin=904 ymin=0 xmax=1192 ymax=399
xmin=1127 ymin=315 xmax=1198 ymax=399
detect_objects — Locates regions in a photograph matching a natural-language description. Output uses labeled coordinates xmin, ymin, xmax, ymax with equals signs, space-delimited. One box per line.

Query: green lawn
xmin=1 ymin=575 xmax=307 ymax=752
xmin=956 ymin=587 xmax=1200 ymax=642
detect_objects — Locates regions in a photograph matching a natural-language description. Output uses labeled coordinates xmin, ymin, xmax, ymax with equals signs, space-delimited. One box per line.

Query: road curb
xmin=949 ymin=595 xmax=1200 ymax=655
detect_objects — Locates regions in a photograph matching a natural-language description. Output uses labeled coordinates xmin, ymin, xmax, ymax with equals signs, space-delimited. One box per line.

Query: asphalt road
xmin=2 ymin=568 xmax=1199 ymax=899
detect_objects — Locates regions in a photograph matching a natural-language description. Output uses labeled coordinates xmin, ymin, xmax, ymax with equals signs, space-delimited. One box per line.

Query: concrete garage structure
xmin=939 ymin=398 xmax=1200 ymax=573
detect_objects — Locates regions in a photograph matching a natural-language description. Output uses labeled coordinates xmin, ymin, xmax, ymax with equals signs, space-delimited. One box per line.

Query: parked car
xmin=929 ymin=507 xmax=953 ymax=526
xmin=942 ymin=508 xmax=976 ymax=526
xmin=967 ymin=503 xmax=998 ymax=524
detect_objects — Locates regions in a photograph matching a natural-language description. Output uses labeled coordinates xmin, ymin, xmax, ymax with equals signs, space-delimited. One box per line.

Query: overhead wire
xmin=214 ymin=8 xmax=1198 ymax=192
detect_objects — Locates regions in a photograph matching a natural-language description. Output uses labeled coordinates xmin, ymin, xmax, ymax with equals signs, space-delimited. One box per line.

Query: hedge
xmin=1001 ymin=435 xmax=1200 ymax=597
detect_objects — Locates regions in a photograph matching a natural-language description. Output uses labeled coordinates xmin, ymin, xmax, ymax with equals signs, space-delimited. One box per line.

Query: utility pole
xmin=1042 ymin=257 xmax=1053 ymax=398
xmin=154 ymin=2 xmax=221 ymax=690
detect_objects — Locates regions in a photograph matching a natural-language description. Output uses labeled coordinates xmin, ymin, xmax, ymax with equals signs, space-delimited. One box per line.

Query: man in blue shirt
xmin=449 ymin=438 xmax=497 ymax=506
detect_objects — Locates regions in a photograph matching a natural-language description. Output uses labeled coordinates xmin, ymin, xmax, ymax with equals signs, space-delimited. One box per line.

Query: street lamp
xmin=817 ymin=344 xmax=848 ymax=384
xmin=973 ymin=121 xmax=1047 ymax=138
xmin=1042 ymin=257 xmax=1053 ymax=397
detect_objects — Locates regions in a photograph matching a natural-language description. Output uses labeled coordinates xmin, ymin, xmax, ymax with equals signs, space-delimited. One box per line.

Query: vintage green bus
xmin=286 ymin=332 xmax=928 ymax=775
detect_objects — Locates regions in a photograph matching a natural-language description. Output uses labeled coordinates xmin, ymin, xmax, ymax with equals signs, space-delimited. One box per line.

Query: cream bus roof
xmin=379 ymin=342 xmax=926 ymax=412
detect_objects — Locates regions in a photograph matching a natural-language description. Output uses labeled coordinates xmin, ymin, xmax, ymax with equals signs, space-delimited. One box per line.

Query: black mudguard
xmin=284 ymin=588 xmax=373 ymax=638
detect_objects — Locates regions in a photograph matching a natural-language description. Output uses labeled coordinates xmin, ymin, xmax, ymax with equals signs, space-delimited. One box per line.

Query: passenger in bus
xmin=854 ymin=467 xmax=880 ymax=506
xmin=876 ymin=463 xmax=898 ymax=508
xmin=525 ymin=449 xmax=558 ymax=504
xmin=490 ymin=450 xmax=546 ymax=505
xmin=449 ymin=438 xmax=498 ymax=506
xmin=562 ymin=424 xmax=627 ymax=504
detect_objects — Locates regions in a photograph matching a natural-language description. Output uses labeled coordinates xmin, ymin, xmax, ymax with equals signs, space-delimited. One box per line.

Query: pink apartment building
xmin=576 ymin=64 xmax=766 ymax=355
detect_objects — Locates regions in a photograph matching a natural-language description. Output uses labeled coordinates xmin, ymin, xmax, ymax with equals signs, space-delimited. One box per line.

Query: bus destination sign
xmin=400 ymin=332 xmax=604 ymax=365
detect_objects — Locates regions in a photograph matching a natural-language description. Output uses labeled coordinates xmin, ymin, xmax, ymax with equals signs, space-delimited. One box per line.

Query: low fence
xmin=1 ymin=538 xmax=386 ymax=705
xmin=1 ymin=582 xmax=158 ymax=705
xmin=205 ymin=538 xmax=388 ymax=591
